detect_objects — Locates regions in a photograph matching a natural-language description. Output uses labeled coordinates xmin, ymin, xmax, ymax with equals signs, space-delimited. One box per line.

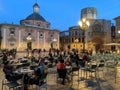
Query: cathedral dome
xmin=20 ymin=3 xmax=50 ymax=28
xmin=26 ymin=13 xmax=46 ymax=21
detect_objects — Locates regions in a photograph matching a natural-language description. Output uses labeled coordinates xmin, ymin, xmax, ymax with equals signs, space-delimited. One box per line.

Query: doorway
xmin=27 ymin=42 xmax=32 ymax=50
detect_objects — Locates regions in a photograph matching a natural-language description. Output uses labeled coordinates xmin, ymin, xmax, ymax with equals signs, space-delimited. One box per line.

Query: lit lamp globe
xmin=78 ymin=18 xmax=90 ymax=30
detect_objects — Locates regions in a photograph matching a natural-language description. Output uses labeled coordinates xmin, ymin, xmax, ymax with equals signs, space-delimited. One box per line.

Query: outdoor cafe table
xmin=11 ymin=63 xmax=23 ymax=66
xmin=14 ymin=68 xmax=34 ymax=74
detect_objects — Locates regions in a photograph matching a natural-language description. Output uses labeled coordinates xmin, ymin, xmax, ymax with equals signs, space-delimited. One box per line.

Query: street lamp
xmin=78 ymin=18 xmax=90 ymax=53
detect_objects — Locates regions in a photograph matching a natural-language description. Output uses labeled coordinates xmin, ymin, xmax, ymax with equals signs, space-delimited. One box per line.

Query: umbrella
xmin=103 ymin=43 xmax=120 ymax=46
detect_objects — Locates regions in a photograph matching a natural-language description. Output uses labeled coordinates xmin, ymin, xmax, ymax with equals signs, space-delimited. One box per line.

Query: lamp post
xmin=78 ymin=18 xmax=90 ymax=53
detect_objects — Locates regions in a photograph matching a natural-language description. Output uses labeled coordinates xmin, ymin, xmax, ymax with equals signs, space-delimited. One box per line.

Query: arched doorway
xmin=27 ymin=42 xmax=32 ymax=50
xmin=92 ymin=37 xmax=103 ymax=52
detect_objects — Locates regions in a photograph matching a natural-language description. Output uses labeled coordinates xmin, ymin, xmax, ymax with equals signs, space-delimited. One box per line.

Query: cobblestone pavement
xmin=0 ymin=52 xmax=120 ymax=90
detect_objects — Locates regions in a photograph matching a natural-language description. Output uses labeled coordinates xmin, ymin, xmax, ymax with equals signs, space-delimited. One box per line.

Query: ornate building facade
xmin=60 ymin=7 xmax=111 ymax=52
xmin=114 ymin=16 xmax=120 ymax=43
xmin=0 ymin=3 xmax=59 ymax=51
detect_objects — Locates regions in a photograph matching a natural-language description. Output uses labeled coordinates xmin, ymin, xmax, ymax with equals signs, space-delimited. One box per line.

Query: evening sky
xmin=0 ymin=0 xmax=120 ymax=31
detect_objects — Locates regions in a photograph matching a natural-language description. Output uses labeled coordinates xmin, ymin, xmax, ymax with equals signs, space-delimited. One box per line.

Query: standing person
xmin=2 ymin=53 xmax=8 ymax=65
xmin=74 ymin=53 xmax=79 ymax=66
xmin=82 ymin=53 xmax=88 ymax=67
xmin=57 ymin=59 xmax=67 ymax=85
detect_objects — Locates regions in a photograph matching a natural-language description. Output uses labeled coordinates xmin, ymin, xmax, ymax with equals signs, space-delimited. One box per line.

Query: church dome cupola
xmin=20 ymin=2 xmax=50 ymax=28
xmin=33 ymin=3 xmax=39 ymax=13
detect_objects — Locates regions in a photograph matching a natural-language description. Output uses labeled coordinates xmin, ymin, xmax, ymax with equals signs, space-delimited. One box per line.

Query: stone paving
xmin=0 ymin=52 xmax=120 ymax=90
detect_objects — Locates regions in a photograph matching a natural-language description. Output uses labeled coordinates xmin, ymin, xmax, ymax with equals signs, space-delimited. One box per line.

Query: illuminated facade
xmin=60 ymin=7 xmax=111 ymax=52
xmin=114 ymin=16 xmax=120 ymax=43
xmin=0 ymin=3 xmax=59 ymax=51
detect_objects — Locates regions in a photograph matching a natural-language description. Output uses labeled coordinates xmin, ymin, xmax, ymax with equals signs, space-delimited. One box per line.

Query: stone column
xmin=44 ymin=32 xmax=45 ymax=49
xmin=57 ymin=33 xmax=59 ymax=49
xmin=18 ymin=30 xmax=21 ymax=49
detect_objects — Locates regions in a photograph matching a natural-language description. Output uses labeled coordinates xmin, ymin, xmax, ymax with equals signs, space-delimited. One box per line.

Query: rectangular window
xmin=75 ymin=31 xmax=77 ymax=35
xmin=72 ymin=38 xmax=74 ymax=43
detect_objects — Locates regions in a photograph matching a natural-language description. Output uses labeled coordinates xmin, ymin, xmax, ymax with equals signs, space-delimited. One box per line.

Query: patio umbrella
xmin=103 ymin=43 xmax=120 ymax=46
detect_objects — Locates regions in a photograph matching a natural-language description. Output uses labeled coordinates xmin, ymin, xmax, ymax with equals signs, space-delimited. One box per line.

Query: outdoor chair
xmin=115 ymin=61 xmax=120 ymax=83
xmin=56 ymin=69 xmax=71 ymax=86
xmin=36 ymin=72 xmax=48 ymax=90
xmin=85 ymin=64 xmax=98 ymax=78
xmin=70 ymin=67 xmax=80 ymax=86
xmin=104 ymin=60 xmax=116 ymax=81
xmin=2 ymin=73 xmax=23 ymax=90
xmin=97 ymin=63 xmax=105 ymax=78
xmin=2 ymin=79 xmax=22 ymax=90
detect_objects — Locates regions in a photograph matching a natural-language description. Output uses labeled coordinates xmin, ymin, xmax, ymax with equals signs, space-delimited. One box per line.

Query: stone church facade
xmin=0 ymin=3 xmax=59 ymax=51
xmin=60 ymin=7 xmax=111 ymax=52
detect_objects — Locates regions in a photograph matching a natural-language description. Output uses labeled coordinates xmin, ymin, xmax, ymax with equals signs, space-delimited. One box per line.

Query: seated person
xmin=44 ymin=57 xmax=50 ymax=65
xmin=3 ymin=61 xmax=23 ymax=81
xmin=57 ymin=59 xmax=67 ymax=85
xmin=64 ymin=58 xmax=72 ymax=67
xmin=23 ymin=60 xmax=48 ymax=89
xmin=64 ymin=58 xmax=72 ymax=73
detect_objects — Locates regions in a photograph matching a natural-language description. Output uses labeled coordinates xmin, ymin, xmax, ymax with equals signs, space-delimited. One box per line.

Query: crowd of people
xmin=1 ymin=48 xmax=92 ymax=90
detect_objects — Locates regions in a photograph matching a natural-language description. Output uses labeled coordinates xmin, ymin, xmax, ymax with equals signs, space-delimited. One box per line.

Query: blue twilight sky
xmin=0 ymin=0 xmax=120 ymax=31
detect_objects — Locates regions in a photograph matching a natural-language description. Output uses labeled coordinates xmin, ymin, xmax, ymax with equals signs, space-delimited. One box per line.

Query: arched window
xmin=28 ymin=33 xmax=31 ymax=36
xmin=9 ymin=28 xmax=15 ymax=36
xmin=39 ymin=32 xmax=44 ymax=38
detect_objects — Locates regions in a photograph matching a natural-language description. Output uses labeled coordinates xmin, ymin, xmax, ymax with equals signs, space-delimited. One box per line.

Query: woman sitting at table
xmin=57 ymin=59 xmax=67 ymax=85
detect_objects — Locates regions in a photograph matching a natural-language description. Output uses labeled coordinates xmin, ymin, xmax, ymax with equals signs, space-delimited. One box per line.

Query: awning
xmin=103 ymin=43 xmax=120 ymax=46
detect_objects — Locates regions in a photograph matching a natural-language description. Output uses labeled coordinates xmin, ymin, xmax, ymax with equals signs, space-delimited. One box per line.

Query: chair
xmin=104 ymin=60 xmax=117 ymax=83
xmin=2 ymin=74 xmax=23 ymax=90
xmin=56 ymin=69 xmax=69 ymax=86
xmin=85 ymin=64 xmax=98 ymax=78
xmin=70 ymin=67 xmax=80 ymax=86
xmin=2 ymin=69 xmax=22 ymax=90
xmin=77 ymin=61 xmax=87 ymax=78
xmin=105 ymin=60 xmax=116 ymax=76
xmin=2 ymin=79 xmax=22 ymax=90
xmin=36 ymin=72 xmax=48 ymax=90
xmin=97 ymin=63 xmax=105 ymax=78
xmin=115 ymin=61 xmax=120 ymax=83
